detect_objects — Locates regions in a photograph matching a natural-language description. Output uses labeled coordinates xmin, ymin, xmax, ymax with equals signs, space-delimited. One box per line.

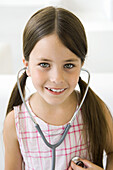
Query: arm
xmin=104 ymin=105 xmax=113 ymax=170
xmin=106 ymin=152 xmax=113 ymax=170
xmin=68 ymin=103 xmax=113 ymax=170
xmin=3 ymin=110 xmax=23 ymax=170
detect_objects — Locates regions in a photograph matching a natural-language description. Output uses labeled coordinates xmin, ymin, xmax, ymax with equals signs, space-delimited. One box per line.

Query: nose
xmin=49 ymin=67 xmax=64 ymax=84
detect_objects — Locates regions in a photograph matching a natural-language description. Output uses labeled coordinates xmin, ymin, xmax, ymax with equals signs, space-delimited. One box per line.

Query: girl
xmin=3 ymin=6 xmax=113 ymax=170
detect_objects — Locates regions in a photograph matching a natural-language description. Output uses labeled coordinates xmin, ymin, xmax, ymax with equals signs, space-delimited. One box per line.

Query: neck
xmin=29 ymin=91 xmax=77 ymax=125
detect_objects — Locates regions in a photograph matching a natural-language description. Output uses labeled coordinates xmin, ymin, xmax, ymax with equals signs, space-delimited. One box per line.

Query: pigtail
xmin=6 ymin=71 xmax=28 ymax=116
xmin=78 ymin=77 xmax=109 ymax=168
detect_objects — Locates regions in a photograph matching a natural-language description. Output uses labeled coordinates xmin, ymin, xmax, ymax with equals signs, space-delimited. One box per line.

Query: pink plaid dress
xmin=14 ymin=100 xmax=90 ymax=170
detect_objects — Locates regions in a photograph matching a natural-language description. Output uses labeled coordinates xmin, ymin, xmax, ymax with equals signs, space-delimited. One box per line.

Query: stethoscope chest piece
xmin=71 ymin=157 xmax=87 ymax=168
xmin=17 ymin=67 xmax=90 ymax=170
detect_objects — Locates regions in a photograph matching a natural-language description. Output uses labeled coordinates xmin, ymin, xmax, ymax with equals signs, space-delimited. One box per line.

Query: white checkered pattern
xmin=14 ymin=101 xmax=90 ymax=170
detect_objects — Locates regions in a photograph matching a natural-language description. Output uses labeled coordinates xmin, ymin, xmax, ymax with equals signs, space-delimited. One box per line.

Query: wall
xmin=0 ymin=0 xmax=113 ymax=74
xmin=0 ymin=1 xmax=113 ymax=169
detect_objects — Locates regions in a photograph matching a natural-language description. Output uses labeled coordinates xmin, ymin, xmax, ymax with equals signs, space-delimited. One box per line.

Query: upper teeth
xmin=47 ymin=88 xmax=65 ymax=92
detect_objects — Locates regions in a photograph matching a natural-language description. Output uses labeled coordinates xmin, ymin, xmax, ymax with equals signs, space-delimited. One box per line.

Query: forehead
xmin=29 ymin=34 xmax=80 ymax=62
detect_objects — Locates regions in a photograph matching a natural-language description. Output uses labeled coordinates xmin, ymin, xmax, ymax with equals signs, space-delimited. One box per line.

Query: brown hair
xmin=6 ymin=6 xmax=109 ymax=167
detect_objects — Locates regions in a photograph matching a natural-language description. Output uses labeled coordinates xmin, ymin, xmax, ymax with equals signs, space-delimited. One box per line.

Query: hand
xmin=68 ymin=159 xmax=104 ymax=170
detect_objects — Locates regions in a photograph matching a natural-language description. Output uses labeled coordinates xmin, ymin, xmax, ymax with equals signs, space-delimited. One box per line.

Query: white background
xmin=0 ymin=1 xmax=113 ymax=169
xmin=0 ymin=0 xmax=113 ymax=74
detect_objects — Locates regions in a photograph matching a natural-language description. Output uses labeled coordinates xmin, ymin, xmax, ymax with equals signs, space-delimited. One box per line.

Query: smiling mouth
xmin=45 ymin=87 xmax=66 ymax=93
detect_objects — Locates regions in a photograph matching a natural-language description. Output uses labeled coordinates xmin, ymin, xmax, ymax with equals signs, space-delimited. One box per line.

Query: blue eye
xmin=39 ymin=63 xmax=50 ymax=68
xmin=64 ymin=63 xmax=75 ymax=69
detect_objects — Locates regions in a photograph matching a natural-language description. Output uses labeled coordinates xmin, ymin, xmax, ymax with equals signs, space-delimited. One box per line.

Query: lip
xmin=45 ymin=87 xmax=67 ymax=95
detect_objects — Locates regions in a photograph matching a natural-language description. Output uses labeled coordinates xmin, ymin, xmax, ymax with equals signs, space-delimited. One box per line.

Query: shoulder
xmin=3 ymin=110 xmax=17 ymax=141
xmin=3 ymin=111 xmax=23 ymax=169
xmin=101 ymin=101 xmax=113 ymax=154
xmin=100 ymin=100 xmax=113 ymax=132
xmin=100 ymin=100 xmax=113 ymax=125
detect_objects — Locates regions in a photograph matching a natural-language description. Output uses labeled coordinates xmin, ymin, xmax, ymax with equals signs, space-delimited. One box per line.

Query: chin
xmin=44 ymin=97 xmax=65 ymax=106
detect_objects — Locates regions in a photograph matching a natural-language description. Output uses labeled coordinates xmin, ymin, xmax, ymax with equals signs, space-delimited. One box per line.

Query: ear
xmin=22 ymin=57 xmax=31 ymax=77
xmin=81 ymin=61 xmax=84 ymax=67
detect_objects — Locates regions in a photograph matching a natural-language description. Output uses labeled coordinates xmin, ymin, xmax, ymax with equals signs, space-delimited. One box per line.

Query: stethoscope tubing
xmin=17 ymin=67 xmax=90 ymax=170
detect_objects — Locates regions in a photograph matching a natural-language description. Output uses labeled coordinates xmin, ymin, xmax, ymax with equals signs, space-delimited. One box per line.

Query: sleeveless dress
xmin=14 ymin=99 xmax=90 ymax=170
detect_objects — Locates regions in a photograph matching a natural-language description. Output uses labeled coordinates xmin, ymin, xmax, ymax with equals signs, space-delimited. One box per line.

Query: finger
xmin=80 ymin=159 xmax=92 ymax=168
xmin=71 ymin=161 xmax=84 ymax=170
xmin=68 ymin=166 xmax=72 ymax=170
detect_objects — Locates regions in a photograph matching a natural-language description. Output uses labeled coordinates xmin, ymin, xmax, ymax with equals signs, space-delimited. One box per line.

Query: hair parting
xmin=5 ymin=6 xmax=111 ymax=167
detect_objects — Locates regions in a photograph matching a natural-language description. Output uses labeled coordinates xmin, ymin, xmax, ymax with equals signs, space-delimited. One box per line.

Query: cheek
xmin=30 ymin=70 xmax=47 ymax=88
xmin=68 ymin=71 xmax=80 ymax=88
xmin=70 ymin=77 xmax=79 ymax=88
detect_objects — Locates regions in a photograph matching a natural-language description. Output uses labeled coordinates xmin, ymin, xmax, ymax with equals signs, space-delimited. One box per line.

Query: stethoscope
xmin=17 ymin=67 xmax=90 ymax=170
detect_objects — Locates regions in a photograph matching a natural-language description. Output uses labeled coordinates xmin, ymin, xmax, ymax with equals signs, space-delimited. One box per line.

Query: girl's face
xmin=26 ymin=34 xmax=82 ymax=106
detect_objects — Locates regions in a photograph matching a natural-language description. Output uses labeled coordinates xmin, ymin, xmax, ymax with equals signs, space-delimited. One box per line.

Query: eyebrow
xmin=64 ymin=59 xmax=79 ymax=62
xmin=38 ymin=58 xmax=79 ymax=62
xmin=39 ymin=58 xmax=52 ymax=62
